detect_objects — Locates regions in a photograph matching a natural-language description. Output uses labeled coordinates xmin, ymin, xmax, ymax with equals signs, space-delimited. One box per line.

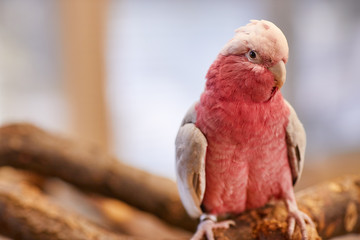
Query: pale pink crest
xmin=220 ymin=20 xmax=289 ymax=64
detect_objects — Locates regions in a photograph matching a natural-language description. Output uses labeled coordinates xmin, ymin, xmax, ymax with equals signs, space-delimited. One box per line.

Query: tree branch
xmin=0 ymin=123 xmax=196 ymax=231
xmin=210 ymin=175 xmax=360 ymax=240
xmin=0 ymin=123 xmax=359 ymax=240
xmin=0 ymin=176 xmax=136 ymax=240
xmin=0 ymin=167 xmax=191 ymax=240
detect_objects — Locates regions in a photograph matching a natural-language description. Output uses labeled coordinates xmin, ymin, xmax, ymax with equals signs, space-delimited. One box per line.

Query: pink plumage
xmin=175 ymin=20 xmax=314 ymax=240
xmin=195 ymin=54 xmax=292 ymax=214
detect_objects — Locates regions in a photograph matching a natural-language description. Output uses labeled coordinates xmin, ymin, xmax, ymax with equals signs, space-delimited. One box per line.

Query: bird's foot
xmin=287 ymin=208 xmax=315 ymax=240
xmin=191 ymin=218 xmax=235 ymax=240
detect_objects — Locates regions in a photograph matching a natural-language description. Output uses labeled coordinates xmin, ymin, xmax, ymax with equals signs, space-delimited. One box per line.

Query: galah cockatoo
xmin=175 ymin=20 xmax=314 ymax=240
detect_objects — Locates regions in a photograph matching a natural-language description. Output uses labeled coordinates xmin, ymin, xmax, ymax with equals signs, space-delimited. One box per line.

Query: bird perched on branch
xmin=175 ymin=20 xmax=314 ymax=240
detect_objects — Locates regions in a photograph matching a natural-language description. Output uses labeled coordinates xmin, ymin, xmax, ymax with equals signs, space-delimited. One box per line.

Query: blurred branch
xmin=42 ymin=179 xmax=191 ymax=239
xmin=91 ymin=196 xmax=191 ymax=239
xmin=0 ymin=176 xmax=134 ymax=240
xmin=0 ymin=123 xmax=196 ymax=231
xmin=1 ymin=124 xmax=360 ymax=240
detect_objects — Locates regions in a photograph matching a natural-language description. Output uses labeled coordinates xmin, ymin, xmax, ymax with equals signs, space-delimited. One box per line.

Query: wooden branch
xmin=210 ymin=175 xmax=360 ymax=240
xmin=0 ymin=177 xmax=137 ymax=240
xmin=91 ymin=197 xmax=192 ymax=239
xmin=42 ymin=178 xmax=191 ymax=239
xmin=0 ymin=235 xmax=12 ymax=240
xmin=1 ymin=123 xmax=360 ymax=240
xmin=0 ymin=166 xmax=191 ymax=239
xmin=0 ymin=123 xmax=196 ymax=231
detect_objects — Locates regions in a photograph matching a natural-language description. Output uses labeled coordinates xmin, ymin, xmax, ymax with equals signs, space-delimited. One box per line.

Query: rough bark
xmin=210 ymin=175 xmax=360 ymax=240
xmin=0 ymin=123 xmax=196 ymax=231
xmin=42 ymin=178 xmax=191 ymax=239
xmin=0 ymin=177 xmax=135 ymax=240
xmin=1 ymin=123 xmax=360 ymax=240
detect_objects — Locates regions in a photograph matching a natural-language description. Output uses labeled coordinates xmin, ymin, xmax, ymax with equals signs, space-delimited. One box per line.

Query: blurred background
xmin=0 ymin=0 xmax=359 ymax=188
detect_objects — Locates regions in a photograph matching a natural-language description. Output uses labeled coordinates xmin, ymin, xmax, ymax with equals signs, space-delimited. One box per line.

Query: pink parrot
xmin=175 ymin=20 xmax=314 ymax=240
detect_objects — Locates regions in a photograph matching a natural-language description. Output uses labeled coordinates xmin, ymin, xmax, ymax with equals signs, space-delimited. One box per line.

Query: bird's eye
xmin=246 ymin=50 xmax=261 ymax=63
xmin=249 ymin=50 xmax=257 ymax=59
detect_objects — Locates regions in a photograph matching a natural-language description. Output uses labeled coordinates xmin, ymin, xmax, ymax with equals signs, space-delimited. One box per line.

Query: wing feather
xmin=285 ymin=100 xmax=306 ymax=185
xmin=175 ymin=103 xmax=207 ymax=218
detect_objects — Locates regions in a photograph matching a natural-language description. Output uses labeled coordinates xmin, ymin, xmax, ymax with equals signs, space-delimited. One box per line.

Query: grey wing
xmin=285 ymin=100 xmax=306 ymax=185
xmin=175 ymin=102 xmax=207 ymax=218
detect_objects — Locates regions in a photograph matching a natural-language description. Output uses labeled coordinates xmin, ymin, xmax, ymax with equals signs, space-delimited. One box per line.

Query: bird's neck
xmin=205 ymin=54 xmax=275 ymax=103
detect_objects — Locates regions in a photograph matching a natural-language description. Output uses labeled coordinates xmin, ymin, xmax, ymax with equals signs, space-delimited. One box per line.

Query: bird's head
xmin=207 ymin=20 xmax=289 ymax=103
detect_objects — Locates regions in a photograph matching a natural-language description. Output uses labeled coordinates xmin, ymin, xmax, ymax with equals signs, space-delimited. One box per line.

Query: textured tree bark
xmin=0 ymin=167 xmax=191 ymax=240
xmin=210 ymin=175 xmax=360 ymax=240
xmin=91 ymin=196 xmax=191 ymax=239
xmin=0 ymin=178 xmax=135 ymax=240
xmin=42 ymin=178 xmax=191 ymax=239
xmin=0 ymin=123 xmax=360 ymax=240
xmin=0 ymin=123 xmax=196 ymax=231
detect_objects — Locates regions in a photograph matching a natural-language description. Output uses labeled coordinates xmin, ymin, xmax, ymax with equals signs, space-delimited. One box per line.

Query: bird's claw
xmin=287 ymin=209 xmax=314 ymax=240
xmin=191 ymin=219 xmax=235 ymax=240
